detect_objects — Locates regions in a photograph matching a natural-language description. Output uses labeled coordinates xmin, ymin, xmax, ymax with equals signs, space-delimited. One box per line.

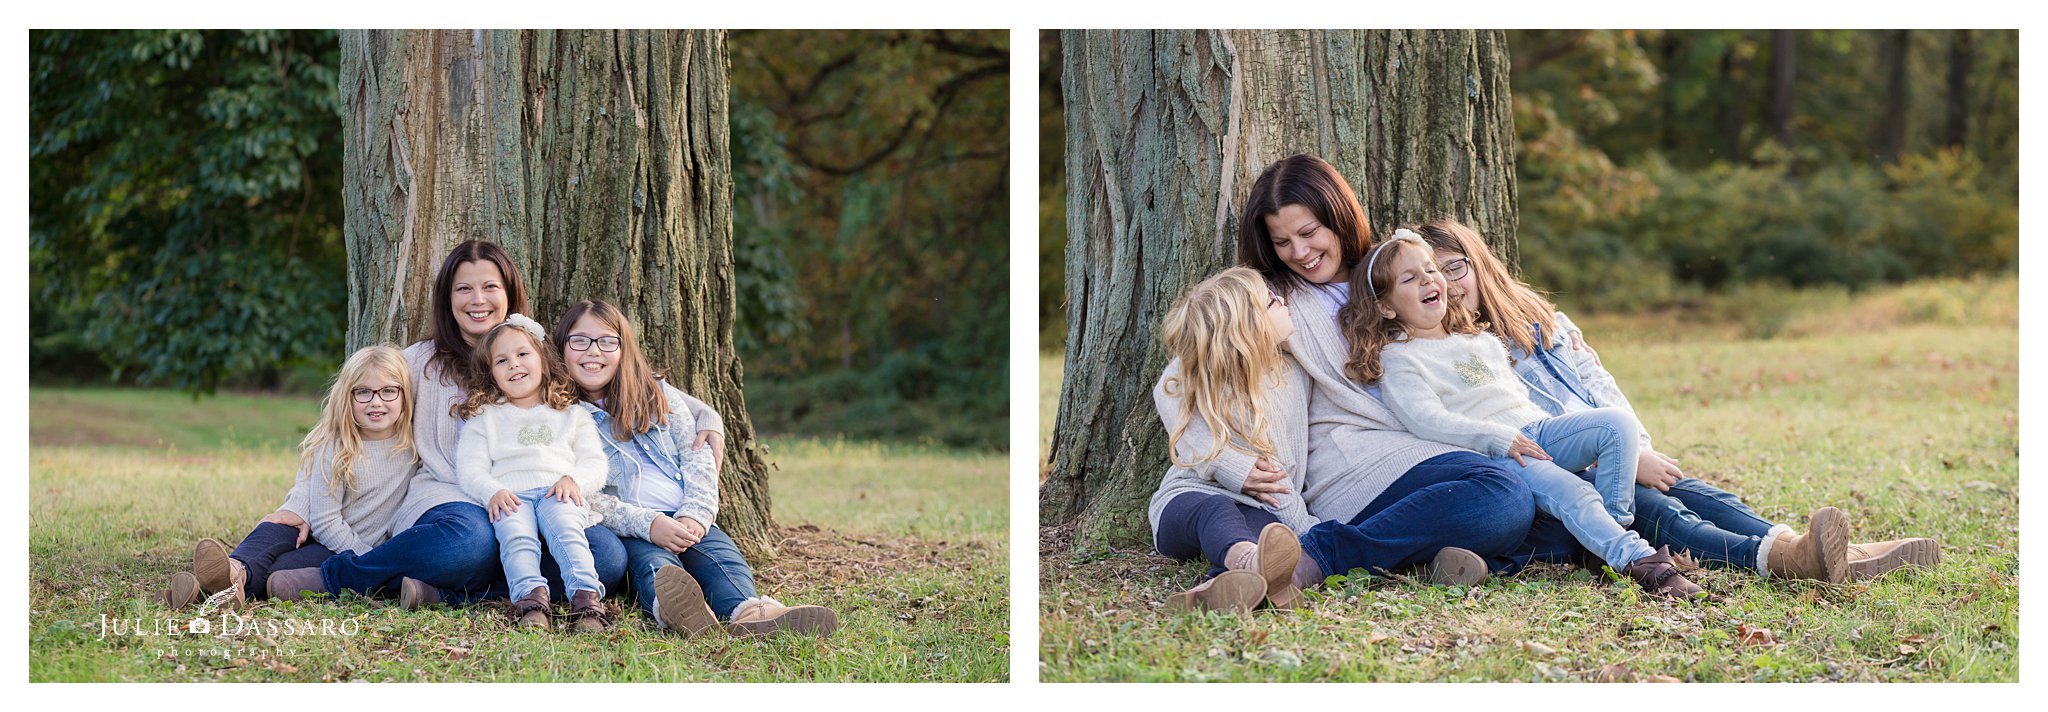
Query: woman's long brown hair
xmin=1411 ymin=219 xmax=1558 ymax=357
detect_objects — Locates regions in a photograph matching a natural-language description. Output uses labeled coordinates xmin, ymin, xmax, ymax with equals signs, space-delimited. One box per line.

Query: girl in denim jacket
xmin=1412 ymin=219 xmax=1938 ymax=583
xmin=554 ymin=299 xmax=839 ymax=639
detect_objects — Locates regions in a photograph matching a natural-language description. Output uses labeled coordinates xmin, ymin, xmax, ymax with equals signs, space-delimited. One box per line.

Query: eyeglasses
xmin=1440 ymin=257 xmax=1471 ymax=281
xmin=567 ymin=335 xmax=623 ymax=353
xmin=351 ymin=386 xmax=403 ymax=404
xmin=1267 ymin=289 xmax=1286 ymax=309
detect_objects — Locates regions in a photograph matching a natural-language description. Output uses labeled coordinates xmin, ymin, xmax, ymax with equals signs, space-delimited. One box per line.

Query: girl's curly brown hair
xmin=1338 ymin=237 xmax=1487 ymax=384
xmin=454 ymin=322 xmax=581 ymax=419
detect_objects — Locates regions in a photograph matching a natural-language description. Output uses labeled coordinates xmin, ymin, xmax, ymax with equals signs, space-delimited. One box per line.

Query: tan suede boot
xmin=192 ymin=538 xmax=233 ymax=592
xmin=1622 ymin=547 xmax=1705 ymax=599
xmin=511 ymin=586 xmax=551 ymax=630
xmin=726 ymin=596 xmax=840 ymax=638
xmin=1424 ymin=547 xmax=1487 ymax=586
xmin=1847 ymin=538 xmax=1940 ymax=580
xmin=652 ymin=565 xmax=720 ymax=638
xmin=1167 ymin=569 xmax=1265 ymax=614
xmin=1763 ymin=507 xmax=1849 ymax=584
xmin=1255 ymin=523 xmax=1303 ymax=606
xmin=160 ymin=571 xmax=202 ymax=609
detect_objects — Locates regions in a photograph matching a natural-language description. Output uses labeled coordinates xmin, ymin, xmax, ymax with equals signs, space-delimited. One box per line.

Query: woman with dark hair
xmin=557 ymin=299 xmax=838 ymax=638
xmin=264 ymin=240 xmax=628 ymax=606
xmin=1177 ymin=154 xmax=1535 ymax=593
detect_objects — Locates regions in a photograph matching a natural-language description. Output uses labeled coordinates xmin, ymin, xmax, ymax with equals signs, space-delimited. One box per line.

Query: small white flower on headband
xmin=1363 ymin=229 xmax=1427 ymax=296
xmin=502 ymin=313 xmax=547 ymax=342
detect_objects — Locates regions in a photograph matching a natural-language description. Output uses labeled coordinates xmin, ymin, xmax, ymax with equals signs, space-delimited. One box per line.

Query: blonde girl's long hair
xmin=1339 ymin=237 xmax=1485 ymax=384
xmin=300 ymin=345 xmax=418 ymax=497
xmin=456 ymin=322 xmax=582 ymax=419
xmin=1160 ymin=267 xmax=1287 ymax=469
xmin=1411 ymin=219 xmax=1558 ymax=357
xmin=550 ymin=299 xmax=670 ymax=441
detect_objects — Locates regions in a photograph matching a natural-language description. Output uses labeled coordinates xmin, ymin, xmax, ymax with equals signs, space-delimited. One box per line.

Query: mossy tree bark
xmin=340 ymin=29 xmax=776 ymax=558
xmin=1043 ymin=29 xmax=1519 ymax=550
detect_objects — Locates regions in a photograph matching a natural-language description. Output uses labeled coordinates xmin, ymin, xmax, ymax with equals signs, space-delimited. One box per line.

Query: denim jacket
xmin=1505 ymin=311 xmax=1653 ymax=450
xmin=582 ymin=381 xmax=725 ymax=540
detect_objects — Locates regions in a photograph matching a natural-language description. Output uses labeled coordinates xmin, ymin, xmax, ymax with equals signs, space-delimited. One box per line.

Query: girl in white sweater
xmin=455 ymin=314 xmax=613 ymax=631
xmin=1342 ymin=232 xmax=1702 ymax=599
xmin=1147 ymin=267 xmax=1309 ymax=613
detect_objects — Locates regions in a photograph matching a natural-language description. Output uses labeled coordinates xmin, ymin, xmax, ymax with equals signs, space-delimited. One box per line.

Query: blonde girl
xmin=1146 ymin=267 xmax=1314 ymax=613
xmin=454 ymin=314 xmax=612 ymax=632
xmin=1342 ymin=232 xmax=1703 ymax=598
xmin=163 ymin=345 xmax=419 ymax=609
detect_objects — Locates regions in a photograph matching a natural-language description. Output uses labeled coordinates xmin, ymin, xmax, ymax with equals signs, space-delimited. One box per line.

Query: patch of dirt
xmin=757 ymin=524 xmax=994 ymax=589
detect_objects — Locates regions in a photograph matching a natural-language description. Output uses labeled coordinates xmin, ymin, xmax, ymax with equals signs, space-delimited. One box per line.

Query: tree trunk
xmin=1768 ymin=29 xmax=1797 ymax=151
xmin=1947 ymin=29 xmax=1973 ymax=150
xmin=1043 ymin=29 xmax=1519 ymax=549
xmin=340 ymin=29 xmax=778 ymax=559
xmin=1876 ymin=29 xmax=1911 ymax=164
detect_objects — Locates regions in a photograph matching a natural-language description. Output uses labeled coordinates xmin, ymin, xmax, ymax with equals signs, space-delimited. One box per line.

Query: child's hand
xmin=487 ymin=490 xmax=520 ymax=522
xmin=261 ymin=510 xmax=310 ymax=546
xmin=1240 ymin=458 xmax=1292 ymax=507
xmin=1506 ymin=435 xmax=1551 ymax=467
xmin=1634 ymin=449 xmax=1683 ymax=491
xmin=548 ymin=476 xmax=585 ymax=506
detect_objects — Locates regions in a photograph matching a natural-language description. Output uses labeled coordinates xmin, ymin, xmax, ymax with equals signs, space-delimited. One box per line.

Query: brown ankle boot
xmin=568 ymin=590 xmax=611 ymax=633
xmin=398 ymin=577 xmax=441 ymax=609
xmin=652 ymin=565 xmax=720 ymax=638
xmin=511 ymin=586 xmax=551 ymax=630
xmin=192 ymin=538 xmax=233 ymax=592
xmin=265 ymin=567 xmax=326 ymax=602
xmin=726 ymin=596 xmax=841 ymax=638
xmin=1253 ymin=523 xmax=1303 ymax=604
xmin=1622 ymin=547 xmax=1705 ymax=599
xmin=1167 ymin=569 xmax=1265 ymax=614
xmin=1424 ymin=547 xmax=1487 ymax=586
xmin=160 ymin=571 xmax=202 ymax=609
xmin=1847 ymin=538 xmax=1940 ymax=580
xmin=1764 ymin=507 xmax=1849 ymax=584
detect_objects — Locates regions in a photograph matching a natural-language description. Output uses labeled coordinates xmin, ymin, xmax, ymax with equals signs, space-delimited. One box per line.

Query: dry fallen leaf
xmin=1593 ymin=664 xmax=1632 ymax=682
xmin=1644 ymin=673 xmax=1683 ymax=683
xmin=1521 ymin=640 xmax=1556 ymax=657
xmin=1366 ymin=633 xmax=1391 ymax=645
xmin=1736 ymin=624 xmax=1776 ymax=646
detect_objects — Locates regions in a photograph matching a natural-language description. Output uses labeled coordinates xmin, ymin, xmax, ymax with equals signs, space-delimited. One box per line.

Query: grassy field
xmin=1039 ymin=276 xmax=2019 ymax=682
xmin=29 ymin=391 xmax=1008 ymax=682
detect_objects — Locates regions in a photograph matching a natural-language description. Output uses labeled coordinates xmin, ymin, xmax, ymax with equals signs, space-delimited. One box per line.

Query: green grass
xmin=29 ymin=390 xmax=1008 ymax=682
xmin=1039 ymin=275 xmax=2018 ymax=682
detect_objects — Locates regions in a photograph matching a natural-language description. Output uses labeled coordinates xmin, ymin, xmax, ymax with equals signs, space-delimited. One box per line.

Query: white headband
xmin=502 ymin=313 xmax=547 ymax=343
xmin=1363 ymin=229 xmax=1426 ymax=296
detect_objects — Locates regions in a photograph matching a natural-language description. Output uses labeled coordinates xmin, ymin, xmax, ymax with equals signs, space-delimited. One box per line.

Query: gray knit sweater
xmin=1145 ymin=357 xmax=1318 ymax=540
xmin=1285 ymin=288 xmax=1465 ymax=523
xmin=301 ymin=438 xmax=419 ymax=555
xmin=385 ymin=341 xmax=482 ymax=535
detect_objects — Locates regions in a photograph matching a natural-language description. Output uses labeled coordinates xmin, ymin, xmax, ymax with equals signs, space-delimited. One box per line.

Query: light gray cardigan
xmin=1286 ymin=288 xmax=1466 ymax=523
xmin=385 ymin=340 xmax=483 ymax=535
xmin=1146 ymin=357 xmax=1319 ymax=539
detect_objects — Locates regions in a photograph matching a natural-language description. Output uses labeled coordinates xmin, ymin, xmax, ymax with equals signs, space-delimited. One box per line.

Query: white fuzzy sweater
xmin=1378 ymin=332 xmax=1550 ymax=458
xmin=454 ymin=401 xmax=611 ymax=505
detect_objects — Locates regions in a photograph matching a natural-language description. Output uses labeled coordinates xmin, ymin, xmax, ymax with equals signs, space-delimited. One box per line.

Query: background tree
xmin=339 ymin=29 xmax=776 ymax=557
xmin=1041 ymin=29 xmax=1520 ymax=549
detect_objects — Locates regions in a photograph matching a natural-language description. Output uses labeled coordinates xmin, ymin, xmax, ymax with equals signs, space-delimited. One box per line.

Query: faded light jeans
xmin=1494 ymin=408 xmax=1654 ymax=568
xmin=493 ymin=486 xmax=603 ymax=600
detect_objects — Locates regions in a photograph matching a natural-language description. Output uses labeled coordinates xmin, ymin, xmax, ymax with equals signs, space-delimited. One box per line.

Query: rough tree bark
xmin=1042 ymin=29 xmax=1520 ymax=549
xmin=339 ymin=29 xmax=778 ymax=559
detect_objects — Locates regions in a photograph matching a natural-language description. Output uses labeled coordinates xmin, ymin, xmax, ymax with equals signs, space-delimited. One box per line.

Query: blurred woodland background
xmin=30 ymin=29 xmax=1009 ymax=450
xmin=1038 ymin=29 xmax=2019 ymax=345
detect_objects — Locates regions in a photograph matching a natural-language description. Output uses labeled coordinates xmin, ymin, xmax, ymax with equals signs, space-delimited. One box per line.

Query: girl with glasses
xmin=161 ymin=345 xmax=420 ymax=609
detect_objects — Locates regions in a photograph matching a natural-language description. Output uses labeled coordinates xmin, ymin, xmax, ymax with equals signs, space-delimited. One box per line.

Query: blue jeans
xmin=321 ymin=502 xmax=503 ymax=598
xmin=1152 ymin=492 xmax=1278 ymax=580
xmin=230 ymin=521 xmax=337 ymax=600
xmin=1516 ymin=408 xmax=1642 ymax=525
xmin=494 ymin=487 xmax=602 ymax=600
xmin=1507 ymin=476 xmax=1783 ymax=573
xmin=1496 ymin=451 xmax=1655 ymax=568
xmin=622 ymin=525 xmax=759 ymax=620
xmin=1299 ymin=452 xmax=1535 ymax=579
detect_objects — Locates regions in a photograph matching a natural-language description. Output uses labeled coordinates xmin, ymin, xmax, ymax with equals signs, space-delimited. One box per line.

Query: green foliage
xmin=30 ymin=30 xmax=345 ymax=393
xmin=730 ymin=30 xmax=1009 ymax=449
